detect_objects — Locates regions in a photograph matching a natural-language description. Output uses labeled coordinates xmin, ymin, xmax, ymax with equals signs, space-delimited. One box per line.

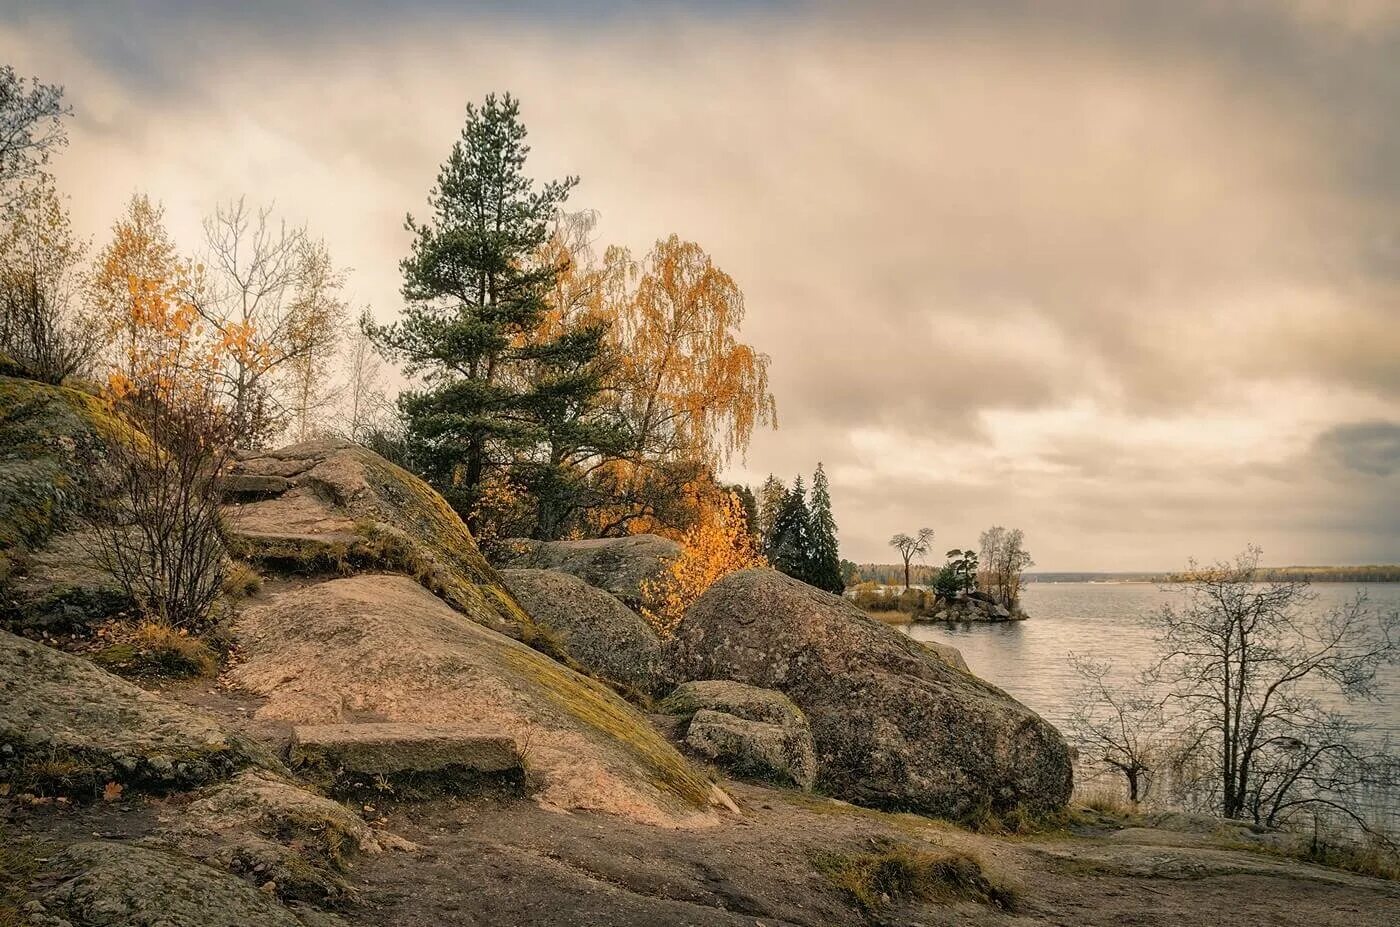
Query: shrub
xmin=932 ymin=565 xmax=962 ymax=600
xmin=851 ymin=582 xmax=900 ymax=612
xmin=90 ymin=620 xmax=218 ymax=678
xmin=221 ymin=560 xmax=262 ymax=599
xmin=812 ymin=840 xmax=1015 ymax=912
xmin=87 ymin=373 xmax=231 ymax=631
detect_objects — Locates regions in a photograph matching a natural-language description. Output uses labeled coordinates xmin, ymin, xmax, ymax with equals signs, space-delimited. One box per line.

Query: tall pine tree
xmin=807 ymin=462 xmax=844 ymax=594
xmin=367 ymin=94 xmax=583 ymax=526
xmin=767 ymin=475 xmax=812 ymax=583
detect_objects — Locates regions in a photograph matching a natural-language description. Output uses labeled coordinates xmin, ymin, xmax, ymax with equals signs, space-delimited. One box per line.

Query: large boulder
xmin=498 ymin=534 xmax=680 ymax=609
xmin=0 ymin=630 xmax=278 ymax=797
xmin=659 ymin=680 xmax=817 ymax=790
xmin=671 ymin=570 xmax=1073 ymax=819
xmin=221 ymin=440 xmax=541 ymax=643
xmin=227 ymin=574 xmax=728 ymax=827
xmin=499 ymin=567 xmax=670 ymax=696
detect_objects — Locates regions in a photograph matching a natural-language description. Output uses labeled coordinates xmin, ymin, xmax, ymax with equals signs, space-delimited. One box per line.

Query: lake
xmin=894 ymin=582 xmax=1400 ymax=830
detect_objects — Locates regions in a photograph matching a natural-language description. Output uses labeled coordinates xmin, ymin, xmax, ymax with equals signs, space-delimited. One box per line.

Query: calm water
xmin=898 ymin=582 xmax=1400 ymax=829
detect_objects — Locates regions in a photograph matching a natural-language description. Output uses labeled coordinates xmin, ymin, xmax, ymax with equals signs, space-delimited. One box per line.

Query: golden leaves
xmin=641 ymin=490 xmax=767 ymax=637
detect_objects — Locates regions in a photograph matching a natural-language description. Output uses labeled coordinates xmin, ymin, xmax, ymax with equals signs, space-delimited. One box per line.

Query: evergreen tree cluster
xmin=754 ymin=463 xmax=844 ymax=594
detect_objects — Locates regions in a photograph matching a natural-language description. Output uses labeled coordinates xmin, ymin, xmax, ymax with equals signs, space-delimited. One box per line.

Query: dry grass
xmin=90 ymin=620 xmax=218 ymax=678
xmin=812 ymin=838 xmax=1016 ymax=914
xmin=221 ymin=560 xmax=262 ymax=598
xmin=0 ymin=832 xmax=44 ymax=927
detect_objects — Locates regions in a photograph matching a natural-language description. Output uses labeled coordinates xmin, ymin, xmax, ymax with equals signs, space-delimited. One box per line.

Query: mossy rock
xmin=0 ymin=630 xmax=281 ymax=798
xmin=0 ymin=530 xmax=132 ymax=635
xmin=157 ymin=769 xmax=390 ymax=904
xmin=43 ymin=841 xmax=316 ymax=927
xmin=221 ymin=441 xmax=540 ymax=641
xmin=0 ymin=375 xmax=132 ymax=561
xmin=229 ymin=575 xmax=727 ymax=827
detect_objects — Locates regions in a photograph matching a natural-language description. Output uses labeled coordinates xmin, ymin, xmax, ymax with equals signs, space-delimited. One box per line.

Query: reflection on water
xmin=900 ymin=582 xmax=1400 ymax=737
xmin=895 ymin=582 xmax=1400 ymax=830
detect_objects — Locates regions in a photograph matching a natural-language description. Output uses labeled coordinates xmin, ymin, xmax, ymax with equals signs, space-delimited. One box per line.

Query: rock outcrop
xmin=919 ymin=639 xmax=970 ymax=672
xmin=158 ymin=769 xmax=392 ymax=904
xmin=0 ymin=630 xmax=277 ymax=797
xmin=500 ymin=567 xmax=670 ymax=696
xmin=228 ymin=574 xmax=726 ymax=827
xmin=221 ymin=440 xmax=537 ymax=641
xmin=41 ymin=841 xmax=328 ymax=927
xmin=0 ymin=375 xmax=131 ymax=594
xmin=671 ymin=570 xmax=1073 ymax=819
xmin=660 ymin=680 xmax=817 ymax=790
xmin=289 ymin=722 xmax=524 ymax=798
xmin=0 ymin=377 xmax=123 ymax=553
xmin=498 ymin=534 xmax=680 ymax=609
xmin=920 ymin=592 xmax=1024 ymax=623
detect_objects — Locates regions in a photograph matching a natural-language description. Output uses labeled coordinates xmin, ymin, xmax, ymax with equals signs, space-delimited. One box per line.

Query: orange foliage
xmin=610 ymin=235 xmax=776 ymax=469
xmin=641 ymin=490 xmax=767 ymax=636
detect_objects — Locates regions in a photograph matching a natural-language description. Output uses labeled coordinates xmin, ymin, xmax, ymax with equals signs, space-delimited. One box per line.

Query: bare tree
xmin=194 ymin=198 xmax=344 ymax=447
xmin=1067 ymin=654 xmax=1166 ymax=803
xmin=888 ymin=527 xmax=934 ymax=591
xmin=1154 ymin=546 xmax=1399 ymax=831
xmin=978 ymin=525 xmax=1034 ymax=610
xmin=0 ymin=182 xmax=98 ymax=382
xmin=86 ymin=324 xmax=231 ymax=630
xmin=341 ymin=310 xmax=397 ymax=443
xmin=0 ymin=66 xmax=70 ymax=216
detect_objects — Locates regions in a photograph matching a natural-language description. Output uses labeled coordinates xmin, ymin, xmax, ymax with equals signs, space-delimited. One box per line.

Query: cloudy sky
xmin=3 ymin=1 xmax=1398 ymax=569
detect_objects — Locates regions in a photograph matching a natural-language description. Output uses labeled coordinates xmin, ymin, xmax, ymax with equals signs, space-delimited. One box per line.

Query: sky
xmin=2 ymin=0 xmax=1398 ymax=570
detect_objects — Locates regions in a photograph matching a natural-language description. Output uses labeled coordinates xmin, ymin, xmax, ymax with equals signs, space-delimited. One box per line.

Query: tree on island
xmin=888 ymin=527 xmax=934 ymax=592
xmin=978 ymin=525 xmax=1033 ymax=610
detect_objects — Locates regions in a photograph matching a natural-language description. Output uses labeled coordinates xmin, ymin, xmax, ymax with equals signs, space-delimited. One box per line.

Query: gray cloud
xmin=3 ymin=1 xmax=1397 ymax=567
xmin=1317 ymin=421 xmax=1400 ymax=477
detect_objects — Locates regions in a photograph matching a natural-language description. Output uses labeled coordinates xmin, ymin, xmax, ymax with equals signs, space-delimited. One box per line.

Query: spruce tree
xmin=807 ymin=462 xmax=845 ymax=594
xmin=768 ymin=475 xmax=813 ymax=583
xmin=755 ymin=474 xmax=787 ymax=551
xmin=367 ymin=94 xmax=579 ymax=525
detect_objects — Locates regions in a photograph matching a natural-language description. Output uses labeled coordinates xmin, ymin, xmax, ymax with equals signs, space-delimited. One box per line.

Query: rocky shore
xmin=2 ymin=372 xmax=1397 ymax=926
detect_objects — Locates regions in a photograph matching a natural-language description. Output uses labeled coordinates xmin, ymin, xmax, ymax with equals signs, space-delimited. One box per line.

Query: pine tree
xmin=755 ymin=474 xmax=787 ymax=550
xmin=807 ymin=462 xmax=844 ymax=594
xmin=768 ymin=475 xmax=812 ymax=583
xmin=367 ymin=94 xmax=579 ymax=526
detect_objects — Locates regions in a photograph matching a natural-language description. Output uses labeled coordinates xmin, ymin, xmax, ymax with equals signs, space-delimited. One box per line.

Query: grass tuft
xmin=0 ymin=832 xmax=46 ymax=927
xmin=220 ymin=560 xmax=262 ymax=598
xmin=812 ymin=839 xmax=1016 ymax=914
xmin=90 ymin=620 xmax=218 ymax=678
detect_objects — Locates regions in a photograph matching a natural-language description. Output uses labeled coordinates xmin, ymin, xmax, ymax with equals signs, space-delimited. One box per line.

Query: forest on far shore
xmin=851 ymin=564 xmax=1400 ymax=586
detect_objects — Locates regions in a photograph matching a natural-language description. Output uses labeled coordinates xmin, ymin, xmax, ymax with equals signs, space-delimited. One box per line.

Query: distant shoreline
xmin=851 ymin=565 xmax=1400 ymax=585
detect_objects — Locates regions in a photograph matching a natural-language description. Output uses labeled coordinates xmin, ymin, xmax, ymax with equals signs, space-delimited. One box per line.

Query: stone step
xmin=288 ymin=722 xmax=525 ymax=798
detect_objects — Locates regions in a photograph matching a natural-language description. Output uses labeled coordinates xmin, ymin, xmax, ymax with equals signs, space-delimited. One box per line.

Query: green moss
xmin=499 ymin=644 xmax=713 ymax=808
xmin=0 ymin=376 xmax=139 ymax=556
xmin=812 ymin=840 xmax=1015 ymax=914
